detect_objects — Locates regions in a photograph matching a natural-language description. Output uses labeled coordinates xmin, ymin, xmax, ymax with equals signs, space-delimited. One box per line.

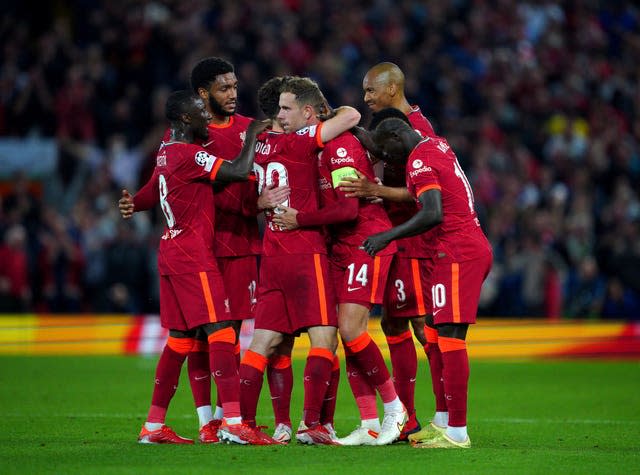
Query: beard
xmin=208 ymin=96 xmax=235 ymax=117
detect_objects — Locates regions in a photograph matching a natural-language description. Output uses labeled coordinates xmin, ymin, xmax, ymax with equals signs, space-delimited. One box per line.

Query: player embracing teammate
xmin=119 ymin=60 xmax=491 ymax=450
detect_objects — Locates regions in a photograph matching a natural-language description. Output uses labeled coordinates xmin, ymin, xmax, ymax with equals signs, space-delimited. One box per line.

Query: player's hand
xmin=247 ymin=119 xmax=271 ymax=136
xmin=118 ymin=189 xmax=135 ymax=219
xmin=258 ymin=184 xmax=291 ymax=210
xmin=317 ymin=101 xmax=336 ymax=122
xmin=361 ymin=232 xmax=391 ymax=257
xmin=271 ymin=205 xmax=299 ymax=230
xmin=339 ymin=170 xmax=381 ymax=199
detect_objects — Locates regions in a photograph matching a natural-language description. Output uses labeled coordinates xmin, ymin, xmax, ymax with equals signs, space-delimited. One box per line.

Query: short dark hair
xmin=165 ymin=90 xmax=196 ymax=122
xmin=369 ymin=107 xmax=411 ymax=130
xmin=190 ymin=57 xmax=234 ymax=92
xmin=258 ymin=76 xmax=292 ymax=119
xmin=371 ymin=117 xmax=413 ymax=143
xmin=280 ymin=76 xmax=325 ymax=111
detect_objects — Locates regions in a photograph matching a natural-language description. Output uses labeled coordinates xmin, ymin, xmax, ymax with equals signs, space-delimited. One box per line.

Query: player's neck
xmin=394 ymin=99 xmax=412 ymax=115
xmin=209 ymin=114 xmax=232 ymax=126
xmin=169 ymin=129 xmax=193 ymax=144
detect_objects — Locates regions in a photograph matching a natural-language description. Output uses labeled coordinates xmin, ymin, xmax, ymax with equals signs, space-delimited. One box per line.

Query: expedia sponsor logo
xmin=336 ymin=147 xmax=347 ymax=157
xmin=331 ymin=157 xmax=352 ymax=165
xmin=409 ymin=165 xmax=432 ymax=177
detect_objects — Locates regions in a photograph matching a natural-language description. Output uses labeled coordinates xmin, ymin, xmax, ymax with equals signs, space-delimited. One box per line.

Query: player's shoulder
xmin=414 ymin=136 xmax=452 ymax=161
xmin=326 ymin=130 xmax=360 ymax=148
xmin=408 ymin=106 xmax=436 ymax=137
xmin=233 ymin=113 xmax=254 ymax=128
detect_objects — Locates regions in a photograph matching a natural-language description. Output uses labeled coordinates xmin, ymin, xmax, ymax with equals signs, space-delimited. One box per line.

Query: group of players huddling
xmin=118 ymin=57 xmax=492 ymax=449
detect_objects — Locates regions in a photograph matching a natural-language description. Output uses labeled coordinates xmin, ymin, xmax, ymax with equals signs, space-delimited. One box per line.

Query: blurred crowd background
xmin=0 ymin=0 xmax=639 ymax=319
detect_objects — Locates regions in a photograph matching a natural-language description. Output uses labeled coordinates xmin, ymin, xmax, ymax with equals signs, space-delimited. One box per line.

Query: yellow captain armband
xmin=331 ymin=166 xmax=358 ymax=188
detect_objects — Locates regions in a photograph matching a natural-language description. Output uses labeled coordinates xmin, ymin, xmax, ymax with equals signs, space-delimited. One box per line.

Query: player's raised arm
xmin=319 ymin=106 xmax=361 ymax=143
xmin=214 ymin=119 xmax=270 ymax=182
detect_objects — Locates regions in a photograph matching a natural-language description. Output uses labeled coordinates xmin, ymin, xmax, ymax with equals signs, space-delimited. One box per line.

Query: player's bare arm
xmin=362 ymin=189 xmax=442 ymax=256
xmin=319 ymin=106 xmax=361 ymax=143
xmin=215 ymin=119 xmax=270 ymax=182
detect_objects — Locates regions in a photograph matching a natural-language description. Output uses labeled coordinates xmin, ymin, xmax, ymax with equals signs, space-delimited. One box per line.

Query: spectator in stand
xmin=0 ymin=224 xmax=31 ymax=312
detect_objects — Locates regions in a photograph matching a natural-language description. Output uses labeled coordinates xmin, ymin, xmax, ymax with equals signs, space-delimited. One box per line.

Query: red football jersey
xmin=408 ymin=105 xmax=436 ymax=138
xmin=148 ymin=141 xmax=224 ymax=275
xmin=405 ymin=136 xmax=491 ymax=262
xmin=254 ymin=125 xmax=327 ymax=256
xmin=161 ymin=114 xmax=260 ymax=257
xmin=205 ymin=114 xmax=261 ymax=257
xmin=319 ymin=131 xmax=397 ymax=260
xmin=383 ymin=106 xmax=437 ymax=257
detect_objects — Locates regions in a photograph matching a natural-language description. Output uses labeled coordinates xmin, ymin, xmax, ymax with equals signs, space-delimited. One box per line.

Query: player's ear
xmin=388 ymin=83 xmax=397 ymax=97
xmin=197 ymin=87 xmax=208 ymax=100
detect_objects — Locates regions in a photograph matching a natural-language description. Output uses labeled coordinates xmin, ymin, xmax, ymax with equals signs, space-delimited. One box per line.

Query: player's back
xmin=254 ymin=127 xmax=327 ymax=256
xmin=383 ymin=108 xmax=437 ymax=258
xmin=407 ymin=137 xmax=490 ymax=262
xmin=154 ymin=141 xmax=218 ymax=275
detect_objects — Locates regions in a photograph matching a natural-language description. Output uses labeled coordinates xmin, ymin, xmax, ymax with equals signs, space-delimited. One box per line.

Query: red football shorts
xmin=159 ymin=270 xmax=231 ymax=331
xmin=429 ymin=251 xmax=493 ymax=325
xmin=384 ymin=256 xmax=434 ymax=318
xmin=330 ymin=251 xmax=392 ymax=309
xmin=216 ymin=255 xmax=258 ymax=320
xmin=255 ymin=254 xmax=337 ymax=335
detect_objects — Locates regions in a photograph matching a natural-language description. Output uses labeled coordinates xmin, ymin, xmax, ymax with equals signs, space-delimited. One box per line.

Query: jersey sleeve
xmin=288 ymin=123 xmax=324 ymax=157
xmin=181 ymin=144 xmax=225 ymax=183
xmin=322 ymin=135 xmax=360 ymax=188
xmin=133 ymin=169 xmax=160 ymax=211
xmin=407 ymin=150 xmax=441 ymax=199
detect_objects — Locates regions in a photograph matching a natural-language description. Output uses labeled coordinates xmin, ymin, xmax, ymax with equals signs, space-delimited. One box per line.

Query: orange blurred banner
xmin=0 ymin=314 xmax=638 ymax=359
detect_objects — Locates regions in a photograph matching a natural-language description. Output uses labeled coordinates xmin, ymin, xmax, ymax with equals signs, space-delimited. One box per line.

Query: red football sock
xmin=147 ymin=340 xmax=189 ymax=423
xmin=345 ymin=332 xmax=396 ymax=403
xmin=320 ymin=355 xmax=340 ymax=426
xmin=187 ymin=339 xmax=210 ymax=408
xmin=239 ymin=349 xmax=268 ymax=427
xmin=208 ymin=328 xmax=240 ymax=419
xmin=386 ymin=330 xmax=417 ymax=415
xmin=425 ymin=326 xmax=447 ymax=412
xmin=267 ymin=354 xmax=293 ymax=426
xmin=439 ymin=336 xmax=469 ymax=427
xmin=344 ymin=346 xmax=378 ymax=420
xmin=303 ymin=348 xmax=334 ymax=427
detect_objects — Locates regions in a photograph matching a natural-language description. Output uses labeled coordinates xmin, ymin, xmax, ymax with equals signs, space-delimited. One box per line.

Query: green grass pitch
xmin=1 ymin=356 xmax=639 ymax=474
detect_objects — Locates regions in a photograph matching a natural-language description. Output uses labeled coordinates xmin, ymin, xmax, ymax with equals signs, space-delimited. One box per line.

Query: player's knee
xmin=169 ymin=328 xmax=196 ymax=338
xmin=380 ymin=315 xmax=409 ymax=336
xmin=437 ymin=323 xmax=468 ymax=340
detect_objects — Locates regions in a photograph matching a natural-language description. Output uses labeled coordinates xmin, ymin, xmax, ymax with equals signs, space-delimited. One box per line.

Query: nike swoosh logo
xmin=396 ymin=303 xmax=407 ymax=309
xmin=347 ymin=287 xmax=362 ymax=292
xmin=202 ymin=140 xmax=214 ymax=147
xmin=433 ymin=309 xmax=443 ymax=316
xmin=194 ymin=375 xmax=209 ymax=381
